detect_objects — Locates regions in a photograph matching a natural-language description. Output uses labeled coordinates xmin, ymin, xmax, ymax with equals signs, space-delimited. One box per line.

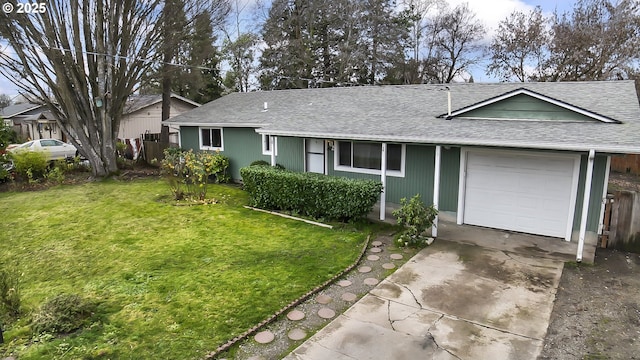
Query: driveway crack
xmin=389 ymin=280 xmax=423 ymax=309
xmin=424 ymin=316 xmax=462 ymax=360
xmin=387 ymin=300 xmax=396 ymax=331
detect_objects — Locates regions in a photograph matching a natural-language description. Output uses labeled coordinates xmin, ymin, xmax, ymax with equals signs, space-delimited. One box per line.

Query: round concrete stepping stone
xmin=390 ymin=253 xmax=404 ymax=260
xmin=371 ymin=240 xmax=383 ymax=247
xmin=287 ymin=309 xmax=305 ymax=321
xmin=338 ymin=279 xmax=352 ymax=287
xmin=318 ymin=307 xmax=336 ymax=319
xmin=382 ymin=263 xmax=396 ymax=269
xmin=316 ymin=294 xmax=332 ymax=304
xmin=364 ymin=277 xmax=379 ymax=286
xmin=370 ymin=247 xmax=382 ymax=253
xmin=247 ymin=356 xmax=266 ymax=360
xmin=358 ymin=266 xmax=372 ymax=273
xmin=367 ymin=255 xmax=380 ymax=261
xmin=341 ymin=292 xmax=357 ymax=302
xmin=254 ymin=330 xmax=275 ymax=344
xmin=288 ymin=328 xmax=307 ymax=341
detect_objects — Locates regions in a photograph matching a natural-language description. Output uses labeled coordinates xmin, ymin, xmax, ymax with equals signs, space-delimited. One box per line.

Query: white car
xmin=8 ymin=139 xmax=78 ymax=161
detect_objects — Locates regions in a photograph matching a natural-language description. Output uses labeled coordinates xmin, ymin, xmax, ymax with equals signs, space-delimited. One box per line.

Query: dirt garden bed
xmin=539 ymin=249 xmax=640 ymax=359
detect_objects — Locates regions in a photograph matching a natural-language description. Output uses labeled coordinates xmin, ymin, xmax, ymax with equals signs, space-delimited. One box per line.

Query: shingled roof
xmin=164 ymin=81 xmax=640 ymax=154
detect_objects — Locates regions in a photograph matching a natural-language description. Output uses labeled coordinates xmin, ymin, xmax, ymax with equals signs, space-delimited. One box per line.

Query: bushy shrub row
xmin=240 ymin=165 xmax=383 ymax=220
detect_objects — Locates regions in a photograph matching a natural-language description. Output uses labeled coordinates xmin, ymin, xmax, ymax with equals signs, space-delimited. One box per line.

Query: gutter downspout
xmin=577 ymin=149 xmax=596 ymax=262
xmin=380 ymin=142 xmax=387 ymax=221
xmin=433 ymin=145 xmax=442 ymax=237
xmin=270 ymin=135 xmax=276 ymax=166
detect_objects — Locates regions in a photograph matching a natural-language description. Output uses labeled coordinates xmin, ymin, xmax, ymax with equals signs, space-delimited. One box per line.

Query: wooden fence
xmin=601 ymin=190 xmax=640 ymax=252
xmin=142 ymin=141 xmax=177 ymax=166
xmin=611 ymin=154 xmax=640 ymax=175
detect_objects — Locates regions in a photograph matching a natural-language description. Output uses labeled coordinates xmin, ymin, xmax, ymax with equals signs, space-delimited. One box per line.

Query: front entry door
xmin=306 ymin=139 xmax=325 ymax=174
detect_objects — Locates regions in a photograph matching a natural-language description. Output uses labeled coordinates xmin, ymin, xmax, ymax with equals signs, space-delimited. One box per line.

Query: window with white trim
xmin=335 ymin=141 xmax=405 ymax=176
xmin=261 ymin=134 xmax=277 ymax=155
xmin=200 ymin=128 xmax=223 ymax=150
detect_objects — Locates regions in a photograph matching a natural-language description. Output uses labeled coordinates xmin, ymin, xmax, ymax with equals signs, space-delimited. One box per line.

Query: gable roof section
xmin=441 ymin=88 xmax=619 ymax=123
xmin=0 ymin=103 xmax=46 ymax=118
xmin=124 ymin=94 xmax=200 ymax=115
xmin=164 ymin=81 xmax=640 ymax=154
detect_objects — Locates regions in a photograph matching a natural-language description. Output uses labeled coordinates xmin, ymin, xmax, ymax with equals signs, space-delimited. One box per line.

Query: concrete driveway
xmin=284 ymin=240 xmax=564 ymax=360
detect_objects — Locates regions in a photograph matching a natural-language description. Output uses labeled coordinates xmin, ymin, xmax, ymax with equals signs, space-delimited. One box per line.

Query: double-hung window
xmin=261 ymin=134 xmax=277 ymax=155
xmin=200 ymin=128 xmax=223 ymax=150
xmin=336 ymin=141 xmax=404 ymax=176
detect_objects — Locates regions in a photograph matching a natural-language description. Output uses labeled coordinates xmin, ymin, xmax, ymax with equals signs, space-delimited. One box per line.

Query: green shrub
xmin=240 ymin=166 xmax=383 ymax=221
xmin=392 ymin=194 xmax=438 ymax=248
xmin=0 ymin=265 xmax=21 ymax=319
xmin=249 ymin=160 xmax=270 ymax=167
xmin=44 ymin=166 xmax=65 ymax=184
xmin=161 ymin=148 xmax=230 ymax=200
xmin=11 ymin=150 xmax=48 ymax=181
xmin=31 ymin=294 xmax=96 ymax=335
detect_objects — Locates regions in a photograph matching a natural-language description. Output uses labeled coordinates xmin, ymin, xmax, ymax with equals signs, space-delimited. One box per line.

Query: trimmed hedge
xmin=240 ymin=166 xmax=383 ymax=221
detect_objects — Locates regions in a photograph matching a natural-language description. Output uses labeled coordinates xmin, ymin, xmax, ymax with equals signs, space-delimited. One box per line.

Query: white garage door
xmin=463 ymin=151 xmax=578 ymax=238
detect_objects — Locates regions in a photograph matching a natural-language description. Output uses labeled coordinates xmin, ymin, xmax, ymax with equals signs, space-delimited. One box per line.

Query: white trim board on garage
xmin=457 ymin=148 xmax=580 ymax=241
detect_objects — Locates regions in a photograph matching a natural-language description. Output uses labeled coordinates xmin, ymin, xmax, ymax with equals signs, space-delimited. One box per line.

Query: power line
xmin=2 ymin=40 xmax=220 ymax=71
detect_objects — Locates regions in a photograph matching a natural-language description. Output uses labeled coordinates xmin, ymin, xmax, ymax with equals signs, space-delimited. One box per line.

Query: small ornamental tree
xmin=161 ymin=148 xmax=229 ymax=201
xmin=392 ymin=194 xmax=438 ymax=248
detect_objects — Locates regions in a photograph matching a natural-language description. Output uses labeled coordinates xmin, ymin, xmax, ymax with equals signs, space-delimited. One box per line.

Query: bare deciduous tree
xmin=540 ymin=0 xmax=640 ymax=81
xmin=423 ymin=3 xmax=486 ymax=83
xmin=0 ymin=0 xmax=164 ymax=177
xmin=486 ymin=7 xmax=548 ymax=82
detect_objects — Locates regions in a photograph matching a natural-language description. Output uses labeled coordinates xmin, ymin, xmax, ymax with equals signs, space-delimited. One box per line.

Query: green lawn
xmin=0 ymin=179 xmax=370 ymax=359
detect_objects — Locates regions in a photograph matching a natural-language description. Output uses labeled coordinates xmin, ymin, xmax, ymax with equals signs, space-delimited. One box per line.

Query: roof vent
xmin=263 ymin=102 xmax=268 ymax=112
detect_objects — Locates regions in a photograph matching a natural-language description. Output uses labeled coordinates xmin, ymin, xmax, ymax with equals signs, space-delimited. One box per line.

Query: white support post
xmin=270 ymin=135 xmax=276 ymax=166
xmin=380 ymin=143 xmax=387 ymax=221
xmin=577 ymin=149 xmax=596 ymax=262
xmin=433 ymin=146 xmax=442 ymax=237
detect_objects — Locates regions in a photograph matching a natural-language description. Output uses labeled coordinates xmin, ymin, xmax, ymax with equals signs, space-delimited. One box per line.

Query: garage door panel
xmin=464 ymin=151 xmax=576 ymax=238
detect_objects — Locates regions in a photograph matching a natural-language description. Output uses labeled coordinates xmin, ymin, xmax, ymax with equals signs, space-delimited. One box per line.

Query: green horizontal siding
xmin=573 ymin=153 xmax=609 ymax=233
xmin=276 ymin=137 xmax=304 ymax=172
xmin=328 ymin=144 xmax=461 ymax=209
xmin=439 ymin=147 xmax=460 ymax=212
xmin=180 ymin=126 xmax=268 ymax=180
xmin=463 ymin=94 xmax=596 ymax=121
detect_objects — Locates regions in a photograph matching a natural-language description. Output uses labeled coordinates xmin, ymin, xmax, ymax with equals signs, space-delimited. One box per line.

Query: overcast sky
xmin=0 ymin=0 xmax=573 ymax=99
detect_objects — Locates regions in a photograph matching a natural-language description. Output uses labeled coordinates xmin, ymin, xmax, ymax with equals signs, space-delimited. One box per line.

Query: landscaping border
xmin=243 ymin=206 xmax=333 ymax=229
xmin=204 ymin=234 xmax=372 ymax=359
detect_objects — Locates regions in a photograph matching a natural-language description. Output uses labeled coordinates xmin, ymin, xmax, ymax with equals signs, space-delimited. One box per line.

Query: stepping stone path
xmin=287 ymin=310 xmax=305 ymax=321
xmin=254 ymin=331 xmax=275 ymax=344
xmin=288 ymin=328 xmax=307 ymax=341
xmin=318 ymin=307 xmax=336 ymax=319
xmin=232 ymin=235 xmax=420 ymax=360
xmin=341 ymin=292 xmax=357 ymax=302
xmin=364 ymin=277 xmax=379 ymax=286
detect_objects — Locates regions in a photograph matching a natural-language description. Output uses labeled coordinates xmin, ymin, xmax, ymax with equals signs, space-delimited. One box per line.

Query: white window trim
xmin=199 ymin=127 xmax=224 ymax=151
xmin=334 ymin=141 xmax=405 ymax=177
xmin=261 ymin=134 xmax=278 ymax=156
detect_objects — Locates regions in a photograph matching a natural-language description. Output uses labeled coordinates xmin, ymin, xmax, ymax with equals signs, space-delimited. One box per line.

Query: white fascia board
xmin=447 ymin=88 xmax=619 ymax=123
xmin=254 ymin=129 xmax=640 ymax=154
xmin=161 ymin=121 xmax=263 ymax=127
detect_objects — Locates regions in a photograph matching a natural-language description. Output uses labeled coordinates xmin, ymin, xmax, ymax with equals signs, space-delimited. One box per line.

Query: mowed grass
xmin=0 ymin=179 xmax=368 ymax=359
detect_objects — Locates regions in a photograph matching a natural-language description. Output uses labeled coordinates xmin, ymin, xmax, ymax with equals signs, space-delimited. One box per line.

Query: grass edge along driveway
xmin=0 ymin=179 xmax=373 ymax=359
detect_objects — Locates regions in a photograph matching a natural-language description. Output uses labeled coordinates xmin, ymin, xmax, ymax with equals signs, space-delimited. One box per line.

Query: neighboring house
xmin=0 ymin=103 xmax=63 ymax=141
xmin=163 ymin=81 xmax=640 ymax=262
xmin=118 ymin=94 xmax=200 ymax=144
